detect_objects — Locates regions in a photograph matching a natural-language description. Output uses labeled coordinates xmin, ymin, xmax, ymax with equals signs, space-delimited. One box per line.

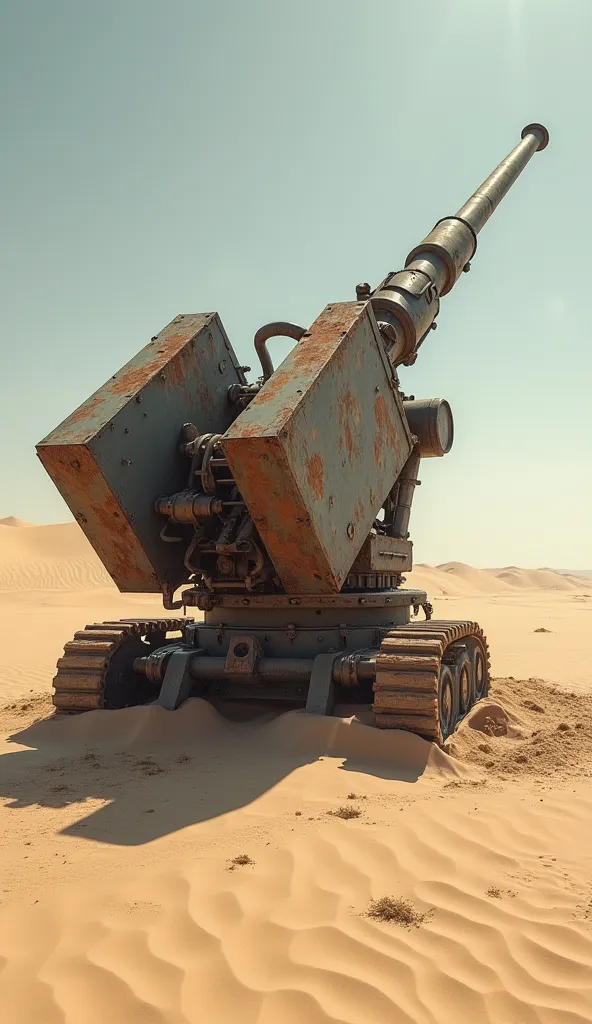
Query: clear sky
xmin=1 ymin=0 xmax=590 ymax=568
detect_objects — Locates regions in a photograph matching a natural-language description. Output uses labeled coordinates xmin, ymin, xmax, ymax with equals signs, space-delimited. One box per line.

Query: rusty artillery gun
xmin=37 ymin=123 xmax=549 ymax=743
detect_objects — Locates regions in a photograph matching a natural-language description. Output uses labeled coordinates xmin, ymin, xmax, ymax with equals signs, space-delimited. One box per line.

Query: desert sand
xmin=1 ymin=517 xmax=592 ymax=1023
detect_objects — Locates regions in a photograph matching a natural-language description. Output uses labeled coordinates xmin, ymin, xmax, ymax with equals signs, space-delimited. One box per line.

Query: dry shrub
xmin=330 ymin=805 xmax=361 ymax=820
xmin=228 ymin=853 xmax=254 ymax=870
xmin=366 ymin=896 xmax=430 ymax=928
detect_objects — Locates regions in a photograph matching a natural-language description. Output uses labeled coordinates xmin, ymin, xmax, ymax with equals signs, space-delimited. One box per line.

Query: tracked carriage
xmin=37 ymin=124 xmax=548 ymax=744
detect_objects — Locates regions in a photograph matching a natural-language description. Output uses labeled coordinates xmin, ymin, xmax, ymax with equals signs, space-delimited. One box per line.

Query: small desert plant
xmin=486 ymin=886 xmax=516 ymax=899
xmin=228 ymin=853 xmax=254 ymax=870
xmin=366 ymin=896 xmax=430 ymax=928
xmin=330 ymin=805 xmax=361 ymax=820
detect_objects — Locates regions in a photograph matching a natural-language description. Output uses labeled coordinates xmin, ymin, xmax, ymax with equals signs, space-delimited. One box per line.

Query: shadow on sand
xmin=0 ymin=698 xmax=443 ymax=846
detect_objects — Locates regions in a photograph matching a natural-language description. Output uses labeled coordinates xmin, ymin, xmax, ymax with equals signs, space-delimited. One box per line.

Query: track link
xmin=372 ymin=619 xmax=490 ymax=743
xmin=52 ymin=618 xmax=189 ymax=712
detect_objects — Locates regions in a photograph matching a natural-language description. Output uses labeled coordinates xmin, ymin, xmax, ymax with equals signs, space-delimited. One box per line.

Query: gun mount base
xmin=51 ymin=593 xmax=490 ymax=745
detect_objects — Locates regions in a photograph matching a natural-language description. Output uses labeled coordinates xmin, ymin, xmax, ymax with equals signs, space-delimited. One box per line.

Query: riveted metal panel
xmin=37 ymin=313 xmax=244 ymax=592
xmin=223 ymin=302 xmax=413 ymax=593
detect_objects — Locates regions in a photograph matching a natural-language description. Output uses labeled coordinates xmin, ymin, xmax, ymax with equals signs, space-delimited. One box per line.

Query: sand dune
xmin=411 ymin=560 xmax=592 ymax=597
xmin=0 ymin=521 xmax=112 ymax=591
xmin=2 ymin=687 xmax=592 ymax=1024
xmin=2 ymin=518 xmax=592 ymax=1022
xmin=2 ymin=518 xmax=591 ymax=597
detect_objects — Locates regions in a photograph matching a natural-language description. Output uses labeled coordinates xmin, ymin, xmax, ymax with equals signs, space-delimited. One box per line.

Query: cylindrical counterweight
xmin=371 ymin=124 xmax=549 ymax=366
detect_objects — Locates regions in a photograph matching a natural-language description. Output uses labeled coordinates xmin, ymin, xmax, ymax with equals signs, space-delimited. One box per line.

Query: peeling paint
xmin=306 ymin=453 xmax=325 ymax=500
xmin=374 ymin=393 xmax=402 ymax=468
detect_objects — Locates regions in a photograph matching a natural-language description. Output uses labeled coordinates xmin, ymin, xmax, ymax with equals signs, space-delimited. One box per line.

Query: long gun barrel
xmin=371 ymin=122 xmax=549 ymax=366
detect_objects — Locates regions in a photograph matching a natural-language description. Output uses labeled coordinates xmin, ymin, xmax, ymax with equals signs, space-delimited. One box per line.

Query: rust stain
xmin=37 ymin=443 xmax=153 ymax=588
xmin=66 ymin=393 xmax=106 ymax=429
xmin=305 ymin=454 xmax=325 ymax=501
xmin=353 ymin=498 xmax=365 ymax=524
xmin=374 ymin=393 xmax=401 ymax=468
xmin=40 ymin=314 xmax=222 ymax=447
xmin=338 ymin=389 xmax=362 ymax=468
xmin=248 ymin=369 xmax=292 ymax=406
xmin=230 ymin=303 xmax=362 ymax=426
xmin=223 ymin=435 xmax=339 ymax=593
xmin=109 ymin=330 xmax=190 ymax=397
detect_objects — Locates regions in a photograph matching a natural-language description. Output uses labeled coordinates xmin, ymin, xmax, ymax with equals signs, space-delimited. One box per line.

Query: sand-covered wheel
xmin=372 ymin=620 xmax=491 ymax=744
xmin=52 ymin=618 xmax=189 ymax=712
xmin=470 ymin=639 xmax=489 ymax=700
xmin=455 ymin=649 xmax=475 ymax=719
xmin=438 ymin=665 xmax=456 ymax=741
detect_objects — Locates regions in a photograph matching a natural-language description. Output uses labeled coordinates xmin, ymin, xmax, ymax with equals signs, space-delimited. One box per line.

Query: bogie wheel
xmin=103 ymin=637 xmax=156 ymax=709
xmin=52 ymin=617 xmax=190 ymax=712
xmin=471 ymin=639 xmax=489 ymax=700
xmin=455 ymin=649 xmax=475 ymax=720
xmin=366 ymin=619 xmax=491 ymax=744
xmin=438 ymin=665 xmax=456 ymax=741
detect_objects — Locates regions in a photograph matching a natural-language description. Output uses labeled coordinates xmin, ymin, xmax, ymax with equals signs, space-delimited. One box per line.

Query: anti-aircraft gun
xmin=37 ymin=123 xmax=549 ymax=743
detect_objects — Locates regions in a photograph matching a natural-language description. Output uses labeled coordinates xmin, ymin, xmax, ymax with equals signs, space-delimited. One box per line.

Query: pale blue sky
xmin=1 ymin=0 xmax=590 ymax=567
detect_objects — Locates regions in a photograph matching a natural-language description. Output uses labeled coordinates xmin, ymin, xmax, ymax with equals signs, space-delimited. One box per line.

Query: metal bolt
xmin=70 ymin=460 xmax=80 ymax=470
xmin=463 ymin=262 xmax=471 ymax=273
xmin=317 ymin=635 xmax=324 ymax=642
xmin=347 ymin=522 xmax=355 ymax=539
xmin=151 ymin=335 xmax=158 ymax=341
xmin=218 ymin=360 xmax=227 ymax=374
xmin=121 ymin=458 xmax=132 ymax=466
xmin=379 ymin=322 xmax=397 ymax=344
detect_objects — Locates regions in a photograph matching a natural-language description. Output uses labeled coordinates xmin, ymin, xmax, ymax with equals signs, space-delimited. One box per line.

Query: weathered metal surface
xmin=193 ymin=588 xmax=426 ymax=610
xmin=51 ymin=618 xmax=186 ymax=711
xmin=373 ymin=621 xmax=490 ymax=743
xmin=222 ymin=302 xmax=414 ymax=594
xmin=350 ymin=535 xmax=413 ymax=573
xmin=403 ymin=399 xmax=453 ymax=458
xmin=371 ymin=124 xmax=549 ymax=365
xmin=37 ymin=313 xmax=245 ymax=592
